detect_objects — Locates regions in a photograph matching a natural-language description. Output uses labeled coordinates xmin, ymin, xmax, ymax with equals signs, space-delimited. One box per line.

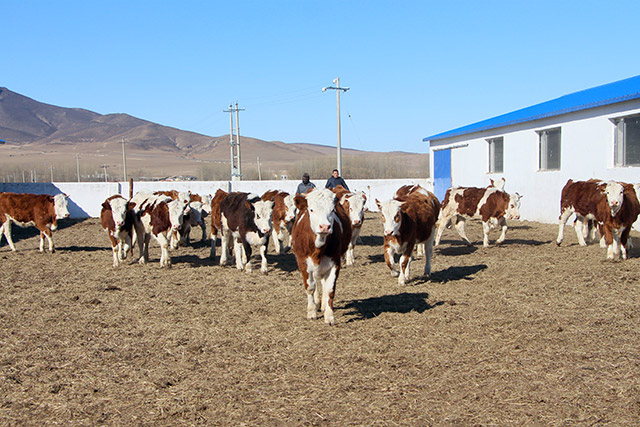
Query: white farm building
xmin=424 ymin=75 xmax=640 ymax=225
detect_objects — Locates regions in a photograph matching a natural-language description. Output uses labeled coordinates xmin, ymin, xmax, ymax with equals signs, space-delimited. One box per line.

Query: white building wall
xmin=0 ymin=178 xmax=432 ymax=219
xmin=430 ymin=100 xmax=640 ymax=228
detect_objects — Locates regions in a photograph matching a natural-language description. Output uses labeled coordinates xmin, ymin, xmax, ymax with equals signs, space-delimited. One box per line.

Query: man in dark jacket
xmin=296 ymin=172 xmax=316 ymax=195
xmin=325 ymin=169 xmax=349 ymax=191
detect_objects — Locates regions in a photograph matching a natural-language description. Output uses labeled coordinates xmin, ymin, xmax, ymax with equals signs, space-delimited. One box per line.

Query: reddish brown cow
xmin=291 ymin=188 xmax=351 ymax=325
xmin=100 ymin=195 xmax=135 ymax=267
xmin=376 ymin=190 xmax=440 ymax=285
xmin=209 ymin=188 xmax=229 ymax=259
xmin=262 ymin=190 xmax=296 ymax=254
xmin=0 ymin=192 xmax=70 ymax=253
xmin=557 ymin=179 xmax=639 ymax=259
xmin=435 ymin=185 xmax=522 ymax=247
xmin=214 ymin=192 xmax=273 ymax=273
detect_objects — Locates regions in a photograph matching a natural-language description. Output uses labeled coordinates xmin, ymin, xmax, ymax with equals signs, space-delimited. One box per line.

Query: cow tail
xmin=129 ymin=178 xmax=134 ymax=200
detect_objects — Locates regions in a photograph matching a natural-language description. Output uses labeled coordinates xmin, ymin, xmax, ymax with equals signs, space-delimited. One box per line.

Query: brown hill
xmin=0 ymin=87 xmax=427 ymax=181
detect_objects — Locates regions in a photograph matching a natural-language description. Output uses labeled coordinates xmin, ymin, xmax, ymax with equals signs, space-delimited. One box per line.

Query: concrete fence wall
xmin=0 ymin=179 xmax=432 ymax=219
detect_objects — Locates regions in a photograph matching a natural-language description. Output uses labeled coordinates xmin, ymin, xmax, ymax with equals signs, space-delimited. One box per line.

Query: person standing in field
xmin=296 ymin=172 xmax=316 ymax=195
xmin=325 ymin=169 xmax=349 ymax=191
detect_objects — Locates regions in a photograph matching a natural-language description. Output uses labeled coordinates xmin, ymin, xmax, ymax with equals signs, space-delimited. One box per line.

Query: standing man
xmin=325 ymin=169 xmax=349 ymax=191
xmin=296 ymin=172 xmax=316 ymax=195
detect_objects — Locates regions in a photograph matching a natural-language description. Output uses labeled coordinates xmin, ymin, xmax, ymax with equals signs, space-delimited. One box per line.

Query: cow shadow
xmin=505 ymin=238 xmax=551 ymax=246
xmin=359 ymin=235 xmax=383 ymax=247
xmin=171 ymin=254 xmax=213 ymax=267
xmin=342 ymin=292 xmax=444 ymax=322
xmin=268 ymin=253 xmax=299 ymax=272
xmin=436 ymin=243 xmax=477 ymax=256
xmin=427 ymin=264 xmax=488 ymax=284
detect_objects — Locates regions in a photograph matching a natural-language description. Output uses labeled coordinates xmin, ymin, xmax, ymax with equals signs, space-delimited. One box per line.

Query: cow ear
xmin=128 ymin=202 xmax=137 ymax=210
xmin=375 ymin=198 xmax=382 ymax=210
xmin=294 ymin=194 xmax=308 ymax=210
xmin=102 ymin=201 xmax=111 ymax=210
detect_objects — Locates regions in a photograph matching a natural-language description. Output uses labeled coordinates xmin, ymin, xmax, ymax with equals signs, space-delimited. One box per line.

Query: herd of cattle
xmin=0 ymin=177 xmax=638 ymax=324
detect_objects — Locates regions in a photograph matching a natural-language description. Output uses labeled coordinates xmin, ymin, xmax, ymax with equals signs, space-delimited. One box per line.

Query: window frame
xmin=611 ymin=113 xmax=640 ymax=167
xmin=537 ymin=127 xmax=562 ymax=171
xmin=486 ymin=136 xmax=504 ymax=174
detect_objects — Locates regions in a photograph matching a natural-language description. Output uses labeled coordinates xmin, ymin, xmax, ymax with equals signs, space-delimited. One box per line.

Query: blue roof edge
xmin=423 ymin=75 xmax=640 ymax=143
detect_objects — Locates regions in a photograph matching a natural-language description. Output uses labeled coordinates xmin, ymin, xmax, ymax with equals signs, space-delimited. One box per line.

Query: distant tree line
xmin=1 ymin=154 xmax=429 ymax=183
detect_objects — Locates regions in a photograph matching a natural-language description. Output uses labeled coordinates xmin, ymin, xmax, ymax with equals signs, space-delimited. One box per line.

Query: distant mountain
xmin=0 ymin=87 xmax=427 ymax=180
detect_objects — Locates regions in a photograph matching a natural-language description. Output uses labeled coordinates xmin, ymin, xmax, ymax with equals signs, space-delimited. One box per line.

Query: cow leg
xmin=574 ymin=217 xmax=588 ymax=246
xmin=219 ymin=231 xmax=230 ymax=266
xmin=271 ymin=230 xmax=281 ymax=255
xmin=2 ymin=220 xmax=16 ymax=251
xmin=384 ymin=244 xmax=398 ymax=277
xmin=398 ymin=253 xmax=412 ymax=286
xmin=423 ymin=230 xmax=435 ymax=278
xmin=300 ymin=267 xmax=318 ymax=320
xmin=139 ymin=233 xmax=151 ymax=264
xmin=434 ymin=216 xmax=449 ymax=246
xmin=601 ymin=224 xmax=616 ymax=259
xmin=259 ymin=244 xmax=268 ymax=274
xmin=415 ymin=243 xmax=425 ymax=258
xmin=619 ymin=226 xmax=630 ymax=260
xmin=41 ymin=228 xmax=54 ymax=253
xmin=233 ymin=239 xmax=244 ymax=270
xmin=209 ymin=233 xmax=217 ymax=259
xmin=244 ymin=241 xmax=253 ymax=273
xmin=454 ymin=218 xmax=472 ymax=246
xmin=156 ymin=234 xmax=171 ymax=267
xmin=321 ymin=265 xmax=339 ymax=325
xmin=120 ymin=230 xmax=132 ymax=261
xmin=495 ymin=217 xmax=508 ymax=245
xmin=108 ymin=233 xmax=119 ymax=267
xmin=200 ymin=221 xmax=207 ymax=242
xmin=556 ymin=208 xmax=574 ymax=245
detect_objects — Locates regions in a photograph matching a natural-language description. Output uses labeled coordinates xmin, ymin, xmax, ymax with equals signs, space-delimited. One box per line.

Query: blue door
xmin=433 ymin=149 xmax=452 ymax=202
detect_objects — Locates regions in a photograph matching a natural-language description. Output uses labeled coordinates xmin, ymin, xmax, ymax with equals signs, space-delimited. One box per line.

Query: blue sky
xmin=4 ymin=1 xmax=640 ymax=153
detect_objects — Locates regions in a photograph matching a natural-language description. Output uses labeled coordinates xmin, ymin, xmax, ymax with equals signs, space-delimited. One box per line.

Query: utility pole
xmin=102 ymin=165 xmax=109 ymax=182
xmin=257 ymin=156 xmax=262 ymax=180
xmin=50 ymin=166 xmax=54 ymax=182
xmin=322 ymin=77 xmax=350 ymax=174
xmin=122 ymin=138 xmax=127 ymax=182
xmin=224 ymin=103 xmax=245 ymax=181
xmin=76 ymin=154 xmax=81 ymax=182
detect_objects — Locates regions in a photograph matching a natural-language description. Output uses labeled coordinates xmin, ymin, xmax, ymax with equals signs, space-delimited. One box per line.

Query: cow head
xmin=107 ymin=196 xmax=129 ymax=230
xmin=604 ymin=181 xmax=624 ymax=216
xmin=167 ymin=199 xmax=187 ymax=231
xmin=186 ymin=201 xmax=204 ymax=226
xmin=54 ymin=193 xmax=70 ymax=219
xmin=505 ymin=192 xmax=522 ymax=220
xmin=298 ymin=189 xmax=339 ymax=247
xmin=251 ymin=197 xmax=274 ymax=235
xmin=283 ymin=194 xmax=297 ymax=223
xmin=376 ymin=198 xmax=404 ymax=237
xmin=345 ymin=192 xmax=367 ymax=227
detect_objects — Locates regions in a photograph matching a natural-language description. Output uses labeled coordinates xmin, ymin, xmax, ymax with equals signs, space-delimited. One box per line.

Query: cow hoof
xmin=307 ymin=311 xmax=318 ymax=320
xmin=391 ymin=270 xmax=399 ymax=277
xmin=324 ymin=315 xmax=335 ymax=325
xmin=138 ymin=258 xmax=146 ymax=265
xmin=260 ymin=268 xmax=268 ymax=275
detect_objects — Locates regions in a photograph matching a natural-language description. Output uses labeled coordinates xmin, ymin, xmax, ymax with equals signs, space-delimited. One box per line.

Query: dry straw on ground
xmin=0 ymin=213 xmax=638 ymax=425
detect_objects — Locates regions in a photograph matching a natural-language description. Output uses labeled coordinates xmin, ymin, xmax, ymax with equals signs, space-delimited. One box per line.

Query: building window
xmin=538 ymin=128 xmax=561 ymax=170
xmin=613 ymin=115 xmax=640 ymax=166
xmin=487 ymin=137 xmax=504 ymax=173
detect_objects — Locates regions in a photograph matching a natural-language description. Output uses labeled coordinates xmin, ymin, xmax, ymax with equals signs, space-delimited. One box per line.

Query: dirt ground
xmin=0 ymin=212 xmax=639 ymax=426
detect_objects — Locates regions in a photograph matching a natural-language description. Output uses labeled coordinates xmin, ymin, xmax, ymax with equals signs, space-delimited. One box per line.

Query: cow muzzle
xmin=384 ymin=229 xmax=394 ymax=236
xmin=317 ymin=224 xmax=331 ymax=235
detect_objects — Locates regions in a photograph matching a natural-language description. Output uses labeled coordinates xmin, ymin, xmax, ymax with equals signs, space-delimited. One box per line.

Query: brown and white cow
xmin=100 ymin=195 xmax=135 ymax=267
xmin=376 ymin=190 xmax=440 ymax=286
xmin=393 ymin=184 xmax=431 ymax=257
xmin=331 ymin=185 xmax=367 ymax=266
xmin=209 ymin=188 xmax=229 ymax=259
xmin=0 ymin=192 xmax=70 ymax=253
xmin=434 ymin=185 xmax=522 ymax=247
xmin=130 ymin=192 xmax=187 ymax=267
xmin=556 ymin=179 xmax=640 ymax=259
xmin=215 ymin=192 xmax=274 ymax=273
xmin=261 ymin=190 xmax=296 ymax=255
xmin=291 ymin=188 xmax=351 ymax=324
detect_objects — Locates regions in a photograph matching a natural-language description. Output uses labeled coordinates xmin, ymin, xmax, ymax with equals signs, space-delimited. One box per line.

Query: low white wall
xmin=0 ymin=178 xmax=432 ymax=218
